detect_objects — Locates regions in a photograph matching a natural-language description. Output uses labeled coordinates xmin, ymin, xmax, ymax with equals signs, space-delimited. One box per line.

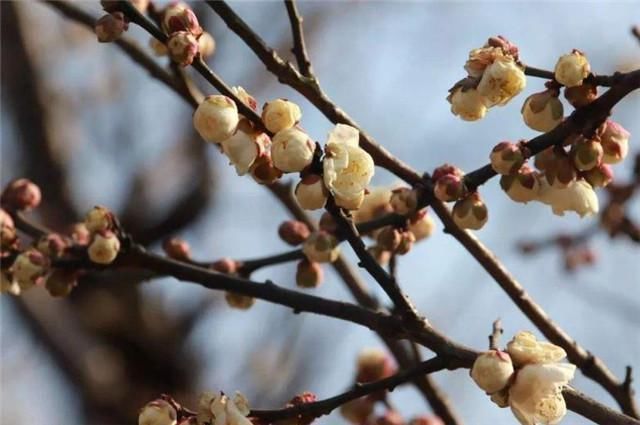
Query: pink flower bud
xmin=600 ymin=120 xmax=630 ymax=164
xmin=570 ymin=138 xmax=603 ymax=171
xmin=211 ymin=258 xmax=238 ymax=274
xmin=452 ymin=193 xmax=488 ymax=230
xmin=225 ymin=292 xmax=255 ymax=310
xmin=389 ymin=187 xmax=418 ymax=215
xmin=1 ymin=178 xmax=41 ymax=211
xmin=564 ymin=83 xmax=597 ymax=108
xmin=95 ymin=12 xmax=128 ymax=43
xmin=500 ymin=165 xmax=540 ymax=203
xmin=432 ymin=164 xmax=464 ymax=182
xmin=88 ymin=230 xmax=120 ymax=265
xmin=0 ymin=209 xmax=17 ymax=253
xmin=295 ymin=259 xmax=323 ymax=288
xmin=162 ymin=2 xmax=202 ymax=36
xmin=278 ymin=220 xmax=311 ymax=246
xmin=162 ymin=237 xmax=191 ymax=261
xmin=542 ymin=149 xmax=576 ymax=188
xmin=167 ymin=31 xmax=199 ymax=67
xmin=583 ymin=163 xmax=613 ymax=188
xmin=434 ymin=174 xmax=467 ymax=202
xmin=489 ymin=142 xmax=525 ymax=175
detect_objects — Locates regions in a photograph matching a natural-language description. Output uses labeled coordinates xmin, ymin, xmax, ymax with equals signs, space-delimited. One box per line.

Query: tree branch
xmin=283 ymin=0 xmax=314 ymax=77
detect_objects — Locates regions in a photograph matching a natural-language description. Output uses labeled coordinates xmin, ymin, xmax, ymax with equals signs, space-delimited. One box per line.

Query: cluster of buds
xmin=196 ymin=391 xmax=252 ymax=425
xmin=470 ymin=331 xmax=575 ymax=425
xmin=491 ymin=120 xmax=632 ymax=218
xmin=84 ymin=205 xmax=121 ymax=264
xmin=160 ymin=2 xmax=218 ymax=66
xmin=448 ymin=36 xmax=526 ymax=121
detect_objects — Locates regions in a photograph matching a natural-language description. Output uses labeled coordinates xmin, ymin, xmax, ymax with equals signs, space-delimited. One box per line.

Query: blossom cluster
xmin=448 ymin=36 xmax=526 ymax=121
xmin=96 ymin=2 xmax=216 ymax=64
xmin=470 ymin=331 xmax=576 ymax=425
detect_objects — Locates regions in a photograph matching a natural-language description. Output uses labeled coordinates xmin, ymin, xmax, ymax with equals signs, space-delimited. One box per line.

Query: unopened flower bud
xmin=432 ymin=164 xmax=463 ymax=182
xmin=211 ymin=258 xmax=237 ymax=274
xmin=490 ymin=142 xmax=525 ymax=175
xmin=294 ymin=174 xmax=328 ymax=210
xmin=271 ymin=128 xmax=315 ymax=173
xmin=564 ymin=83 xmax=597 ymax=108
xmin=533 ymin=147 xmax=554 ymax=172
xmin=434 ymin=174 xmax=466 ymax=202
xmin=302 ymin=231 xmax=339 ymax=263
xmin=447 ymin=87 xmax=487 ymax=121
xmin=319 ymin=212 xmax=338 ymax=233
xmin=275 ymin=392 xmax=318 ymax=425
xmin=295 ymin=259 xmax=323 ymax=288
xmin=198 ymin=32 xmax=216 ymax=58
xmin=221 ymin=122 xmax=269 ymax=175
xmin=521 ymin=90 xmax=563 ymax=132
xmin=543 ymin=150 xmax=576 ymax=188
xmin=193 ymin=95 xmax=239 ymax=144
xmin=506 ymin=331 xmax=567 ymax=366
xmin=583 ymin=163 xmax=613 ymax=188
xmin=149 ymin=37 xmax=168 ymax=56
xmin=162 ymin=2 xmax=202 ymax=36
xmin=11 ymin=248 xmax=49 ymax=290
xmin=409 ymin=416 xmax=445 ymax=425
xmin=375 ymin=411 xmax=404 ymax=425
xmin=139 ymin=399 xmax=177 ymax=425
xmin=389 ymin=188 xmax=418 ymax=215
xmin=85 ymin=205 xmax=115 ymax=233
xmin=340 ymin=397 xmax=374 ymax=424
xmin=600 ymin=120 xmax=630 ymax=164
xmin=225 ymin=292 xmax=255 ymax=310
xmin=162 ymin=237 xmax=191 ymax=260
xmin=356 ymin=348 xmax=396 ymax=383
xmin=88 ymin=230 xmax=120 ymax=265
xmin=470 ymin=350 xmax=515 ymax=394
xmin=262 ymin=99 xmax=302 ymax=134
xmin=36 ymin=233 xmax=68 ymax=259
xmin=167 ymin=31 xmax=198 ymax=67
xmin=95 ymin=12 xmax=128 ymax=43
xmin=452 ymin=193 xmax=488 ymax=230
xmin=232 ymin=86 xmax=258 ymax=112
xmin=554 ymin=50 xmax=590 ymax=88
xmin=477 ymin=56 xmax=526 ymax=106
xmin=570 ymin=138 xmax=603 ymax=171
xmin=1 ymin=179 xmax=41 ymax=211
xmin=251 ymin=153 xmax=283 ymax=185
xmin=278 ymin=220 xmax=311 ymax=246
xmin=45 ymin=269 xmax=78 ymax=298
xmin=376 ymin=226 xmax=402 ymax=252
xmin=408 ymin=210 xmax=435 ymax=241
xmin=500 ymin=165 xmax=540 ymax=203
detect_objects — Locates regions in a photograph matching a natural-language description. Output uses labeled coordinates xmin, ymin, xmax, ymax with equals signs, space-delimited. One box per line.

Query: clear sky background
xmin=1 ymin=1 xmax=639 ymax=424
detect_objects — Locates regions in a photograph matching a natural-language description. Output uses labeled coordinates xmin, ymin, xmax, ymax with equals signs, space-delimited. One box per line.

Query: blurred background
xmin=1 ymin=1 xmax=639 ymax=424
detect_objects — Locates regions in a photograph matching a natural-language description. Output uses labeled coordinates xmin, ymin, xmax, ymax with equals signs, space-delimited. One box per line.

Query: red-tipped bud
xmin=583 ymin=163 xmax=613 ymax=188
xmin=1 ymin=179 xmax=41 ymax=211
xmin=452 ymin=193 xmax=488 ymax=230
xmin=500 ymin=165 xmax=540 ymax=203
xmin=278 ymin=220 xmax=311 ymax=246
xmin=434 ymin=174 xmax=467 ymax=202
xmin=490 ymin=142 xmax=525 ymax=175
xmin=95 ymin=12 xmax=128 ymax=43
xmin=162 ymin=237 xmax=191 ymax=261
xmin=570 ymin=138 xmax=603 ymax=171
xmin=162 ymin=3 xmax=203 ymax=36
xmin=211 ymin=258 xmax=238 ymax=274
xmin=167 ymin=31 xmax=199 ymax=67
xmin=295 ymin=259 xmax=323 ymax=289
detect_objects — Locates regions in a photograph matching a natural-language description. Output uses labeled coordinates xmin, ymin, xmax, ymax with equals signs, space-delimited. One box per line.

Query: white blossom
xmin=536 ymin=179 xmax=599 ymax=218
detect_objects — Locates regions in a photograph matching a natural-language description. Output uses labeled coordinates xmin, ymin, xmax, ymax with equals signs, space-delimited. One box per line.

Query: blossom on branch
xmin=193 ymin=95 xmax=240 ymax=144
xmin=554 ymin=50 xmax=590 ymax=88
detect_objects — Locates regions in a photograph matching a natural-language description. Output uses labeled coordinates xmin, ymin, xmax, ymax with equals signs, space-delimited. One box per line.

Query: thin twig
xmin=283 ymin=0 xmax=314 ymax=77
